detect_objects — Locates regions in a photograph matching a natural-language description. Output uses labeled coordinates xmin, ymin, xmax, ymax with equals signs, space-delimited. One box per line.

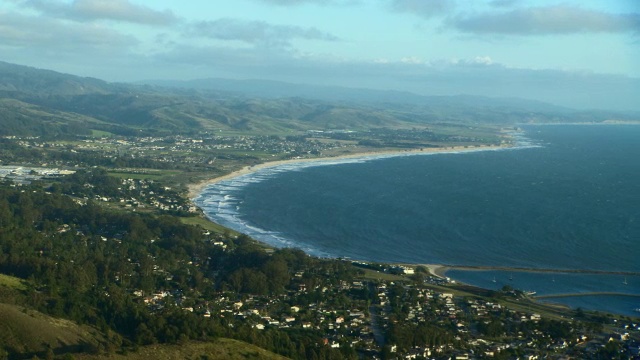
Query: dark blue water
xmin=195 ymin=125 xmax=640 ymax=316
xmin=446 ymin=270 xmax=640 ymax=317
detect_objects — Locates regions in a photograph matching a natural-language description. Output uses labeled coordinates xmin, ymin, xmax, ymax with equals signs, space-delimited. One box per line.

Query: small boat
xmin=524 ymin=291 xmax=537 ymax=296
xmin=634 ymin=308 xmax=640 ymax=313
xmin=623 ymin=277 xmax=628 ymax=285
xmin=492 ymin=277 xmax=497 ymax=283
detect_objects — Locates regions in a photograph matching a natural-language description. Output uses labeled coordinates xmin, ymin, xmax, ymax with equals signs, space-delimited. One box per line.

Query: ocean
xmin=195 ymin=125 xmax=640 ymax=316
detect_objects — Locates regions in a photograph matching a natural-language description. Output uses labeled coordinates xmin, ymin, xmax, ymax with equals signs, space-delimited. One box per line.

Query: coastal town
xmin=1 ymin=129 xmax=639 ymax=359
xmin=0 ymin=165 xmax=75 ymax=185
xmin=2 ymin=127 xmax=501 ymax=175
xmin=132 ymin=247 xmax=640 ymax=359
xmin=1 ymin=4 xmax=639 ymax=355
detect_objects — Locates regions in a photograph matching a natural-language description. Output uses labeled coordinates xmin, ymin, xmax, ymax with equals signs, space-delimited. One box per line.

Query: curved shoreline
xmin=188 ymin=140 xmax=640 ymax=280
xmin=186 ymin=136 xmax=639 ymax=317
xmin=187 ymin=144 xmax=508 ymax=200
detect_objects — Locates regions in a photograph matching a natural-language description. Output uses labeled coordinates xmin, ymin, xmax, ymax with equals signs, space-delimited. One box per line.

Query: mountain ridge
xmin=1 ymin=60 xmax=637 ymax=137
xmin=139 ymin=77 xmax=573 ymax=113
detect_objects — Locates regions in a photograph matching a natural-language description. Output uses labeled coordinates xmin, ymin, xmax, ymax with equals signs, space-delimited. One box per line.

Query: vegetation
xmin=0 ymin=303 xmax=105 ymax=358
xmin=0 ymin=176 xmax=362 ymax=359
xmin=0 ymin=274 xmax=26 ymax=290
xmin=2 ymin=61 xmax=636 ymax=139
xmin=72 ymin=338 xmax=288 ymax=360
xmin=0 ymin=61 xmax=639 ymax=359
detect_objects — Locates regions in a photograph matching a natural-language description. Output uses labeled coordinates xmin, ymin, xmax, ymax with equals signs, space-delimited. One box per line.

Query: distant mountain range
xmin=0 ymin=61 xmax=637 ymax=137
xmin=0 ymin=61 xmax=118 ymax=96
xmin=141 ymin=77 xmax=572 ymax=113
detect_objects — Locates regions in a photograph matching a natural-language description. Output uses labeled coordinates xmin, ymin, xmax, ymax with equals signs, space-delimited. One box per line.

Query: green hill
xmin=0 ymin=301 xmax=286 ymax=360
xmin=0 ymin=98 xmax=100 ymax=136
xmin=0 ymin=274 xmax=102 ymax=358
xmin=0 ymin=61 xmax=112 ymax=96
xmin=74 ymin=339 xmax=288 ymax=360
xmin=1 ymin=60 xmax=636 ymax=138
xmin=0 ymin=302 xmax=105 ymax=358
xmin=0 ymin=272 xmax=282 ymax=360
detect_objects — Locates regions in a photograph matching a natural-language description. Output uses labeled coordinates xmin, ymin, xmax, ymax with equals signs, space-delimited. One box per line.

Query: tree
xmin=263 ymin=258 xmax=289 ymax=293
xmin=134 ymin=323 xmax=156 ymax=345
xmin=415 ymin=265 xmax=428 ymax=274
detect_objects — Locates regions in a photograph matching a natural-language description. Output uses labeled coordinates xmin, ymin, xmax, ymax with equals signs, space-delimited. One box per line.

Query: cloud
xmin=187 ymin=18 xmax=340 ymax=48
xmin=488 ymin=0 xmax=518 ymax=8
xmin=153 ymin=46 xmax=640 ymax=111
xmin=400 ymin=56 xmax=424 ymax=64
xmin=17 ymin=0 xmax=178 ymax=26
xmin=0 ymin=12 xmax=137 ymax=51
xmin=450 ymin=6 xmax=640 ymax=35
xmin=390 ymin=0 xmax=455 ymax=18
xmin=470 ymin=56 xmax=493 ymax=65
xmin=250 ymin=0 xmax=355 ymax=6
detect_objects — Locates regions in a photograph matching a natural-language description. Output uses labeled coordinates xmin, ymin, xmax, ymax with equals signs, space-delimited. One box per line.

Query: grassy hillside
xmin=0 ymin=275 xmax=281 ymax=360
xmin=0 ymin=98 xmax=101 ymax=136
xmin=0 ymin=301 xmax=285 ymax=360
xmin=74 ymin=339 xmax=288 ymax=360
xmin=0 ymin=61 xmax=112 ymax=96
xmin=0 ymin=302 xmax=105 ymax=357
xmin=2 ymin=61 xmax=636 ymax=138
xmin=0 ymin=273 xmax=280 ymax=359
xmin=0 ymin=273 xmax=104 ymax=358
xmin=0 ymin=274 xmax=26 ymax=291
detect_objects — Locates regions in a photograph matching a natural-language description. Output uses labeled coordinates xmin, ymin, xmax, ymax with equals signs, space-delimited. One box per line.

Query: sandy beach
xmin=186 ymin=143 xmax=513 ymax=282
xmin=187 ymin=144 xmax=508 ymax=199
xmin=422 ymin=264 xmax=449 ymax=278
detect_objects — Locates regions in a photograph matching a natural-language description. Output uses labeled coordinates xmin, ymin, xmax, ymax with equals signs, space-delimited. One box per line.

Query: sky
xmin=1 ymin=0 xmax=639 ymax=110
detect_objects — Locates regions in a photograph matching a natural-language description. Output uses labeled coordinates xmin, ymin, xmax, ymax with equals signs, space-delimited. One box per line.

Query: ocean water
xmin=195 ymin=125 xmax=640 ymax=316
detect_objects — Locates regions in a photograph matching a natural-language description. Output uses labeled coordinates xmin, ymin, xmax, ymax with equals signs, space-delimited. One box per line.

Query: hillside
xmin=145 ymin=77 xmax=573 ymax=113
xmin=2 ymin=61 xmax=635 ymax=138
xmin=0 ymin=98 xmax=101 ymax=136
xmin=0 ymin=61 xmax=113 ymax=96
xmin=73 ymin=338 xmax=288 ymax=360
xmin=0 ymin=300 xmax=285 ymax=360
xmin=0 ymin=302 xmax=105 ymax=358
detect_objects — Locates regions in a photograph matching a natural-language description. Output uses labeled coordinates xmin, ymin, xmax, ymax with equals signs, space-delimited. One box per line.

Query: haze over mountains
xmin=0 ymin=61 xmax=637 ymax=137
xmin=142 ymin=77 xmax=571 ymax=113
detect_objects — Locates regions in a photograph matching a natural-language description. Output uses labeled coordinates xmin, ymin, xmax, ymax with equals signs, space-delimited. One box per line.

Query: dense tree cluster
xmin=0 ymin=176 xmax=358 ymax=359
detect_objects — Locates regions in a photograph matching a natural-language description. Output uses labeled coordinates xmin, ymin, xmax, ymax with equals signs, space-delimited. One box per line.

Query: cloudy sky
xmin=1 ymin=0 xmax=639 ymax=110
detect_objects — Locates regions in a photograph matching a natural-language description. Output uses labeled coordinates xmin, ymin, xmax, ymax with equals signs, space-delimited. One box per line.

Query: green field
xmin=0 ymin=273 xmax=26 ymax=291
xmin=107 ymin=169 xmax=182 ymax=181
xmin=358 ymin=268 xmax=405 ymax=282
xmin=90 ymin=129 xmax=115 ymax=137
xmin=179 ymin=216 xmax=240 ymax=235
